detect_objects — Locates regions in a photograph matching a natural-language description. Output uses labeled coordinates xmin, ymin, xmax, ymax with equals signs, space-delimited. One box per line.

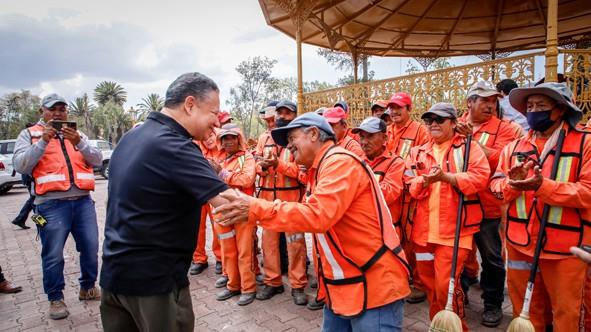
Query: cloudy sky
xmin=1 ymin=0 xmax=485 ymax=109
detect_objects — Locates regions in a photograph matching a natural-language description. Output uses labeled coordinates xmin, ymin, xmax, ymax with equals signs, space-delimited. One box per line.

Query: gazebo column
xmin=296 ymin=23 xmax=304 ymax=115
xmin=545 ymin=0 xmax=559 ymax=82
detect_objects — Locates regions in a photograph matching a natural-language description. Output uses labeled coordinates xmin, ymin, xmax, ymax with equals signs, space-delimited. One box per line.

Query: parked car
xmin=0 ymin=139 xmax=21 ymax=194
xmin=88 ymin=139 xmax=113 ymax=179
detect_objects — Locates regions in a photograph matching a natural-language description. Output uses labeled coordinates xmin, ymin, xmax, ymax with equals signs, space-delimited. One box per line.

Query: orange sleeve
xmin=225 ymin=153 xmax=256 ymax=189
xmin=249 ymin=155 xmax=366 ymax=233
xmin=534 ymin=136 xmax=591 ymax=209
xmin=380 ymin=157 xmax=405 ymax=206
xmin=486 ymin=122 xmax=523 ymax=171
xmin=453 ymin=141 xmax=491 ymax=196
xmin=489 ymin=141 xmax=522 ymax=203
xmin=275 ymin=158 xmax=300 ymax=179
xmin=414 ymin=124 xmax=431 ymax=147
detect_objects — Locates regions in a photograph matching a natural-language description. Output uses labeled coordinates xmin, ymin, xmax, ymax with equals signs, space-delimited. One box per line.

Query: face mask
xmin=527 ymin=110 xmax=555 ymax=132
xmin=275 ymin=118 xmax=292 ymax=128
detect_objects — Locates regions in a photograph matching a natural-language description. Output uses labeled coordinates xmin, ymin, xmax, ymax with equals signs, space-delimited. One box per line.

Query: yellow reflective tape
xmin=282 ymin=149 xmax=292 ymax=188
xmin=238 ymin=155 xmax=245 ymax=170
xmin=453 ymin=147 xmax=464 ymax=171
xmin=478 ymin=132 xmax=490 ymax=146
xmin=548 ymin=156 xmax=573 ymax=225
xmin=515 ymin=193 xmax=528 ymax=220
xmin=373 ymin=172 xmax=382 ymax=182
xmin=399 ymin=139 xmax=412 ymax=159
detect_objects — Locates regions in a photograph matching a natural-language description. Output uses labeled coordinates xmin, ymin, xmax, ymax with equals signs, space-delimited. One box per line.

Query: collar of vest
xmin=365 ymin=150 xmax=392 ymax=167
xmin=418 ymin=133 xmax=465 ymax=154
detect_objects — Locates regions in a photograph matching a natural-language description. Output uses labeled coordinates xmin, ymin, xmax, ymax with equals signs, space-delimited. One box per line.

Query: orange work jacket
xmin=366 ymin=150 xmax=405 ymax=226
xmin=386 ymin=120 xmax=430 ymax=159
xmin=220 ymin=150 xmax=256 ymax=196
xmin=490 ymin=124 xmax=591 ymax=259
xmin=405 ymin=134 xmax=490 ymax=246
xmin=338 ymin=135 xmax=365 ymax=159
xmin=29 ymin=124 xmax=95 ymax=195
xmin=250 ymin=142 xmax=410 ymax=317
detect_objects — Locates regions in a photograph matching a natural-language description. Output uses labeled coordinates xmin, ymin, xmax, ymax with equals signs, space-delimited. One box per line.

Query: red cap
xmin=218 ymin=111 xmax=232 ymax=124
xmin=323 ymin=107 xmax=347 ymax=123
xmin=387 ymin=92 xmax=412 ymax=108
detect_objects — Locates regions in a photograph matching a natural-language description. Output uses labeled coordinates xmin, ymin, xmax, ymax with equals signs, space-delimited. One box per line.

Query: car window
xmin=6 ymin=142 xmax=15 ymax=154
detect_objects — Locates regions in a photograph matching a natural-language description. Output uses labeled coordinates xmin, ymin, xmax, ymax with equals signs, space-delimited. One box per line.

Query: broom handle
xmin=519 ymin=129 xmax=566 ymax=317
xmin=444 ymin=135 xmax=472 ymax=311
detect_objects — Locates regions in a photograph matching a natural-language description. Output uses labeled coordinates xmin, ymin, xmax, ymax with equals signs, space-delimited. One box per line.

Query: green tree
xmin=69 ymin=93 xmax=95 ymax=137
xmin=317 ymin=49 xmax=372 ymax=84
xmin=92 ymin=100 xmax=132 ymax=143
xmin=404 ymin=59 xmax=421 ymax=75
xmin=94 ymin=81 xmax=127 ymax=106
xmin=136 ymin=93 xmax=164 ymax=118
xmin=0 ymin=90 xmax=41 ymax=139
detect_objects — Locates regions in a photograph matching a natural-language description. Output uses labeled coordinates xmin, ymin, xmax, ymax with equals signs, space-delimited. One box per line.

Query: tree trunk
xmin=362 ymin=57 xmax=368 ymax=82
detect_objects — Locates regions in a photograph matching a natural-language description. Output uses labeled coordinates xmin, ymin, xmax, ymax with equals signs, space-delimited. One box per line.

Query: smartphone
xmin=51 ymin=121 xmax=77 ymax=131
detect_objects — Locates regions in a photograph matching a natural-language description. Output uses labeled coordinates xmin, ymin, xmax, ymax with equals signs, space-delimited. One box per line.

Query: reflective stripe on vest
xmin=37 ymin=174 xmax=66 ymax=184
xmin=452 ymin=146 xmax=464 ymax=170
xmin=478 ymin=132 xmax=490 ymax=146
xmin=399 ymin=139 xmax=413 ymax=159
xmin=218 ymin=229 xmax=236 ymax=240
xmin=285 ymin=233 xmax=305 ymax=244
xmin=548 ymin=156 xmax=574 ymax=225
xmin=316 ymin=233 xmax=345 ymax=280
xmin=515 ymin=193 xmax=528 ymax=220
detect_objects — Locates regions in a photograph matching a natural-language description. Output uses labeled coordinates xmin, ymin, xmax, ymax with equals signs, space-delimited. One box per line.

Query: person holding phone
xmin=12 ymin=93 xmax=103 ymax=320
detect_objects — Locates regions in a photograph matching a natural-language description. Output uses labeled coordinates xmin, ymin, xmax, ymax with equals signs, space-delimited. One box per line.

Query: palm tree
xmin=69 ymin=93 xmax=95 ymax=136
xmin=136 ymin=93 xmax=164 ymax=118
xmin=94 ymin=81 xmax=127 ymax=106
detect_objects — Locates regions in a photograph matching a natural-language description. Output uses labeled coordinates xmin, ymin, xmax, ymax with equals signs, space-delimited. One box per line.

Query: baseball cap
xmin=334 ymin=100 xmax=349 ymax=113
xmin=387 ymin=92 xmax=412 ymax=108
xmin=315 ymin=107 xmax=326 ymax=116
xmin=276 ymin=100 xmax=297 ymax=113
xmin=218 ymin=123 xmax=241 ymax=138
xmin=352 ymin=117 xmax=387 ymax=134
xmin=271 ymin=112 xmax=335 ymax=147
xmin=371 ymin=100 xmax=388 ymax=111
xmin=323 ymin=107 xmax=347 ymax=124
xmin=467 ymin=81 xmax=501 ymax=98
xmin=41 ymin=93 xmax=67 ymax=108
xmin=218 ymin=111 xmax=232 ymax=123
xmin=421 ymin=102 xmax=458 ymax=119
xmin=509 ymin=82 xmax=582 ymax=127
xmin=259 ymin=101 xmax=279 ymax=118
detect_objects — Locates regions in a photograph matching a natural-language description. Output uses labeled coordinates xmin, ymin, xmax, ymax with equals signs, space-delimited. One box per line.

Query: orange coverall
xmin=338 ymin=135 xmax=365 ymax=159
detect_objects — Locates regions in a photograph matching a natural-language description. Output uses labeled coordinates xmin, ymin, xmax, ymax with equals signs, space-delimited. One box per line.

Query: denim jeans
xmin=36 ymin=196 xmax=98 ymax=301
xmin=474 ymin=218 xmax=506 ymax=308
xmin=322 ymin=299 xmax=404 ymax=332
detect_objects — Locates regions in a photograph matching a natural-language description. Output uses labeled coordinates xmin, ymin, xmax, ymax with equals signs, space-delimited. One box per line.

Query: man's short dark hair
xmin=496 ymin=79 xmax=518 ymax=95
xmin=164 ymin=72 xmax=219 ymax=108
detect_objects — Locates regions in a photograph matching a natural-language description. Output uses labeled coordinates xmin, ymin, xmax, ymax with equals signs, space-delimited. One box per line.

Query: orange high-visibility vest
xmin=28 ymin=124 xmax=95 ymax=195
xmin=221 ymin=151 xmax=255 ymax=196
xmin=257 ymin=135 xmax=302 ymax=200
xmin=368 ymin=152 xmax=404 ymax=226
xmin=506 ymin=129 xmax=591 ymax=255
xmin=307 ymin=146 xmax=410 ymax=317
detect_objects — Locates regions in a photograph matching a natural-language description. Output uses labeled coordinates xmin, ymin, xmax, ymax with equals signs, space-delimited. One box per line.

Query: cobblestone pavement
xmin=0 ymin=178 xmax=513 ymax=331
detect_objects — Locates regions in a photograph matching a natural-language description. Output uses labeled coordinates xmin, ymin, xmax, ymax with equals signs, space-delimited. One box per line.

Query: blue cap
xmin=276 ymin=100 xmax=297 ymax=113
xmin=41 ymin=93 xmax=67 ymax=108
xmin=334 ymin=100 xmax=348 ymax=113
xmin=271 ymin=112 xmax=335 ymax=147
xmin=352 ymin=117 xmax=387 ymax=134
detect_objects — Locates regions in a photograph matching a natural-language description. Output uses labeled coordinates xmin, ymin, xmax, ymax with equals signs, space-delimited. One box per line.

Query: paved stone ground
xmin=0 ymin=178 xmax=514 ymax=331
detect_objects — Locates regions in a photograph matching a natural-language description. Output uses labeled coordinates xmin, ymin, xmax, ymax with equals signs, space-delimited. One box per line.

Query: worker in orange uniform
xmin=210 ymin=124 xmax=257 ymax=306
xmin=333 ymin=100 xmax=359 ymax=142
xmin=323 ymin=106 xmax=365 ymax=158
xmin=490 ymin=82 xmax=591 ymax=331
xmin=385 ymin=92 xmax=431 ymax=304
xmin=455 ymin=81 xmax=523 ymax=328
xmin=213 ymin=112 xmax=411 ymax=331
xmin=353 ymin=116 xmax=404 ymax=231
xmin=190 ymin=129 xmax=224 ymax=276
xmin=405 ymin=103 xmax=491 ymax=331
xmin=370 ymin=100 xmax=388 ymax=119
xmin=255 ymin=100 xmax=308 ymax=305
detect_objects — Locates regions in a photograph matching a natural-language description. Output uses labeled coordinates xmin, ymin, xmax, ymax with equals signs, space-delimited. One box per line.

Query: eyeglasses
xmin=423 ymin=117 xmax=448 ymax=125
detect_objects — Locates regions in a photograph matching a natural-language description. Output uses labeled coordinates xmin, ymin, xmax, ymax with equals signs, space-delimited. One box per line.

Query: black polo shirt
xmin=100 ymin=112 xmax=228 ymax=296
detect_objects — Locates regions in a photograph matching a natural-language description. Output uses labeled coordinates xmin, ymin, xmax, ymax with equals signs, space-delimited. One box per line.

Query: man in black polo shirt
xmin=100 ymin=72 xmax=234 ymax=332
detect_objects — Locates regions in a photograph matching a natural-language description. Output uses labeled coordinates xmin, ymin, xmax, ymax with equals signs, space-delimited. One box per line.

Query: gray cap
xmin=41 ymin=93 xmax=67 ymax=108
xmin=421 ymin=102 xmax=458 ymax=119
xmin=315 ymin=107 xmax=326 ymax=115
xmin=271 ymin=112 xmax=335 ymax=147
xmin=352 ymin=117 xmax=387 ymax=134
xmin=467 ymin=81 xmax=501 ymax=98
xmin=509 ymin=82 xmax=582 ymax=127
xmin=276 ymin=100 xmax=297 ymax=113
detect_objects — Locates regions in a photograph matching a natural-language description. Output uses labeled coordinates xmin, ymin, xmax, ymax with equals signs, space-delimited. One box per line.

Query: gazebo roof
xmin=259 ymin=0 xmax=591 ymax=57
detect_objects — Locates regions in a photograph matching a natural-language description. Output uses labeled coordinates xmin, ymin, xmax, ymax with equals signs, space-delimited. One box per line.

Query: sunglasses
xmin=423 ymin=117 xmax=448 ymax=125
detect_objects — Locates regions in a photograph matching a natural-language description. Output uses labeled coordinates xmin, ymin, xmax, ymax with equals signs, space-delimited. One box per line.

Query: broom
xmin=429 ymin=135 xmax=472 ymax=332
xmin=507 ymin=128 xmax=566 ymax=332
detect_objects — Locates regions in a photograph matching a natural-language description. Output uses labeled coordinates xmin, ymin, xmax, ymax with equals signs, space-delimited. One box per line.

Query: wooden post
xmin=296 ymin=23 xmax=304 ymax=115
xmin=545 ymin=0 xmax=559 ymax=83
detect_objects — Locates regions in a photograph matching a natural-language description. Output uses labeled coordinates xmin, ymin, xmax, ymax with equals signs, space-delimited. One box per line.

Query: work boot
xmin=306 ymin=297 xmax=324 ymax=311
xmin=215 ymin=276 xmax=228 ymax=288
xmin=0 ymin=280 xmax=22 ymax=293
xmin=309 ymin=278 xmax=318 ymax=289
xmin=49 ymin=300 xmax=69 ymax=320
xmin=406 ymin=286 xmax=426 ymax=304
xmin=78 ymin=287 xmax=101 ymax=301
xmin=216 ymin=288 xmax=240 ymax=301
xmin=291 ymin=288 xmax=307 ymax=306
xmin=189 ymin=262 xmax=208 ymax=275
xmin=255 ymin=274 xmax=264 ymax=286
xmin=11 ymin=219 xmax=30 ymax=229
xmin=214 ymin=261 xmax=222 ymax=275
xmin=481 ymin=305 xmax=503 ymax=327
xmin=256 ymin=285 xmax=284 ymax=300
xmin=237 ymin=292 xmax=256 ymax=306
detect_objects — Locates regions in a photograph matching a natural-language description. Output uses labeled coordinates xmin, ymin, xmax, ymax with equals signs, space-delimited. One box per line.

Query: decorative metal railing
xmin=303 ymin=49 xmax=591 ymax=125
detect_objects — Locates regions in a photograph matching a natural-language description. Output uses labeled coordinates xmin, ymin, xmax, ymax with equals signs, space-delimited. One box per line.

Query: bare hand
xmin=62 ymin=127 xmax=81 ymax=146
xmin=508 ymin=160 xmax=535 ymax=181
xmin=212 ymin=189 xmax=253 ymax=226
xmin=570 ymin=246 xmax=591 ymax=265
xmin=42 ymin=122 xmax=58 ymax=142
xmin=455 ymin=122 xmax=473 ymax=137
xmin=423 ymin=165 xmax=445 ymax=185
xmin=508 ymin=165 xmax=543 ymax=191
xmin=259 ymin=155 xmax=278 ymax=169
xmin=209 ymin=159 xmax=222 ymax=173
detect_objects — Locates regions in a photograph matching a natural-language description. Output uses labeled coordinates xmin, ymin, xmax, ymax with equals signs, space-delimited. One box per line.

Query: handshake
xmin=212 ymin=189 xmax=254 ymax=226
